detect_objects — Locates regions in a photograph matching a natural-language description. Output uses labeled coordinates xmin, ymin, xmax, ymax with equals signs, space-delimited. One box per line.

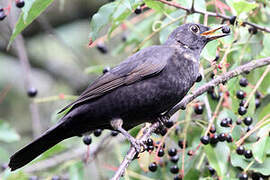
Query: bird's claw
xmin=130 ymin=139 xmax=147 ymax=153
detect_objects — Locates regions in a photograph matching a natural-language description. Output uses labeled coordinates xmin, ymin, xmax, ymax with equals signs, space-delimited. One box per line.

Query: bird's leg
xmin=110 ymin=119 xmax=145 ymax=153
xmin=157 ymin=115 xmax=169 ymax=126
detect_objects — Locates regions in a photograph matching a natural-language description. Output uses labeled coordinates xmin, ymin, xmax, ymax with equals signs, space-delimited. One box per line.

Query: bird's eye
xmin=190 ymin=25 xmax=200 ymax=34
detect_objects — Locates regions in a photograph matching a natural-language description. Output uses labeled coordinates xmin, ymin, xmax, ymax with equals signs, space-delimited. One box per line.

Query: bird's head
xmin=166 ymin=23 xmax=230 ymax=53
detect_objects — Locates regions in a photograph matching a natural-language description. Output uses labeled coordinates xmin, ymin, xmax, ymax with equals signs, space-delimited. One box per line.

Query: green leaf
xmin=108 ymin=0 xmax=141 ymax=38
xmin=201 ymin=39 xmax=218 ymax=61
xmin=144 ymin=0 xmax=171 ymax=13
xmin=89 ymin=2 xmax=116 ymax=42
xmin=8 ymin=0 xmax=54 ymax=48
xmin=0 ymin=120 xmax=20 ymax=143
xmin=69 ymin=161 xmax=84 ymax=180
xmin=232 ymin=0 xmax=258 ymax=16
xmin=231 ymin=153 xmax=270 ymax=176
xmin=252 ymin=124 xmax=270 ymax=163
xmin=204 ymin=143 xmax=230 ymax=177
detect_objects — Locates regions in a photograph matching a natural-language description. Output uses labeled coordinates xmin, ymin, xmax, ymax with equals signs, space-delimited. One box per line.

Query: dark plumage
xmin=9 ymin=23 xmax=229 ymax=171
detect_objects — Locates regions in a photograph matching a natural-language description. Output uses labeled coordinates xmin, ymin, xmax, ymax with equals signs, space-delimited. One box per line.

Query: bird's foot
xmin=157 ymin=115 xmax=169 ymax=126
xmin=110 ymin=118 xmax=146 ymax=153
xmin=129 ymin=138 xmax=147 ymax=153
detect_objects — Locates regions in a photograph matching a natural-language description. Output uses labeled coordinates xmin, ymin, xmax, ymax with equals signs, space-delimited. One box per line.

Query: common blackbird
xmin=9 ymin=23 xmax=229 ymax=171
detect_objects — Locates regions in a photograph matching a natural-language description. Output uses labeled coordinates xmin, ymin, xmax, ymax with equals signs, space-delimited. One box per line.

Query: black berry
xmin=208 ymin=166 xmax=216 ymax=175
xmin=170 ymin=165 xmax=179 ymax=174
xmin=170 ymin=155 xmax=179 ymax=163
xmin=96 ymin=43 xmax=108 ymax=54
xmin=111 ymin=130 xmax=118 ymax=136
xmin=236 ymin=146 xmax=245 ymax=155
xmin=83 ymin=135 xmax=92 ymax=145
xmin=220 ymin=118 xmax=229 ymax=127
xmin=210 ymin=125 xmax=216 ymax=133
xmin=148 ymin=162 xmax=157 ymax=172
xmin=0 ymin=8 xmax=6 ymax=21
xmin=218 ymin=133 xmax=226 ymax=142
xmin=16 ymin=0 xmax=25 ymax=8
xmin=238 ymin=173 xmax=248 ymax=180
xmin=194 ymin=105 xmax=204 ymax=114
xmin=178 ymin=140 xmax=187 ymax=149
xmin=239 ymin=100 xmax=248 ymax=107
xmin=222 ymin=26 xmax=230 ymax=34
xmin=187 ymin=150 xmax=193 ymax=156
xmin=210 ymin=134 xmax=219 ymax=145
xmin=226 ymin=134 xmax=233 ymax=143
xmin=244 ymin=149 xmax=253 ymax=159
xmin=157 ymin=148 xmax=165 ymax=157
xmin=238 ymin=106 xmax=247 ymax=116
xmin=173 ymin=175 xmax=182 ymax=180
xmin=146 ymin=138 xmax=153 ymax=146
xmin=229 ymin=16 xmax=237 ymax=25
xmin=168 ymin=148 xmax=177 ymax=157
xmin=164 ymin=119 xmax=174 ymax=128
xmin=200 ymin=136 xmax=210 ymax=145
xmin=93 ymin=129 xmax=102 ymax=137
xmin=196 ymin=73 xmax=202 ymax=82
xmin=214 ymin=55 xmax=220 ymax=61
xmin=255 ymin=91 xmax=261 ymax=99
xmin=27 ymin=87 xmax=38 ymax=98
xmin=243 ymin=117 xmax=253 ymax=126
xmin=103 ymin=67 xmax=110 ymax=74
xmin=147 ymin=145 xmax=154 ymax=151
xmin=248 ymin=27 xmax=258 ymax=35
xmin=239 ymin=77 xmax=248 ymax=87
xmin=226 ymin=117 xmax=233 ymax=125
xmin=134 ymin=7 xmax=142 ymax=14
xmin=236 ymin=90 xmax=245 ymax=99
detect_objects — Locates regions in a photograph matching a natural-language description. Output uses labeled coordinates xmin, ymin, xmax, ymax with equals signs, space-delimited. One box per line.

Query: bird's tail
xmin=9 ymin=122 xmax=73 ymax=171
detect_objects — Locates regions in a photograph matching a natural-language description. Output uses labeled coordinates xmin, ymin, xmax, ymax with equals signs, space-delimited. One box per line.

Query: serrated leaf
xmin=232 ymin=0 xmax=258 ymax=16
xmin=89 ymin=2 xmax=116 ymax=42
xmin=8 ymin=0 xmax=54 ymax=48
xmin=0 ymin=120 xmax=20 ymax=143
xmin=231 ymin=153 xmax=270 ymax=176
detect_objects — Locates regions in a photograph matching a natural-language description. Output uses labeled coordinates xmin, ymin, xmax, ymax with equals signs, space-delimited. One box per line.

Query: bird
xmin=9 ymin=23 xmax=229 ymax=171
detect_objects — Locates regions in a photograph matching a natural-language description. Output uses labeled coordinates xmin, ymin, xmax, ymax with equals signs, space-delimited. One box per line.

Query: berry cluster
xmin=146 ymin=137 xmax=183 ymax=179
xmin=0 ymin=0 xmax=25 ymax=22
xmin=200 ymin=125 xmax=233 ymax=146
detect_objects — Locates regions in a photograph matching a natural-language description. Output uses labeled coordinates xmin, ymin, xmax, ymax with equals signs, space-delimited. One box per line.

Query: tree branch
xmin=155 ymin=0 xmax=270 ymax=33
xmin=111 ymin=56 xmax=270 ymax=180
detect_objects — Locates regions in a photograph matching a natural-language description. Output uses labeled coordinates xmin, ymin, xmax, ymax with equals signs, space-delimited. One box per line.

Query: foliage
xmin=1 ymin=0 xmax=270 ymax=180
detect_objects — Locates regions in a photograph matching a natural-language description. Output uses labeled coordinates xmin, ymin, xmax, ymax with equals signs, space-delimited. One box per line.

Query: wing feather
xmin=58 ymin=46 xmax=173 ymax=114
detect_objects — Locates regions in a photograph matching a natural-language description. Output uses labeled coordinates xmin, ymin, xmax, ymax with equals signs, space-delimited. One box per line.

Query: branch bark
xmin=111 ymin=56 xmax=270 ymax=180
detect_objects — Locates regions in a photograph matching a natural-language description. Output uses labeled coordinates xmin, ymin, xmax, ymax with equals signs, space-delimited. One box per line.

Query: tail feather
xmin=9 ymin=123 xmax=72 ymax=171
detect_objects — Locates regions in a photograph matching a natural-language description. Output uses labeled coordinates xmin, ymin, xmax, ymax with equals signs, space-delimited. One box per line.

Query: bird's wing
xmin=58 ymin=46 xmax=173 ymax=114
